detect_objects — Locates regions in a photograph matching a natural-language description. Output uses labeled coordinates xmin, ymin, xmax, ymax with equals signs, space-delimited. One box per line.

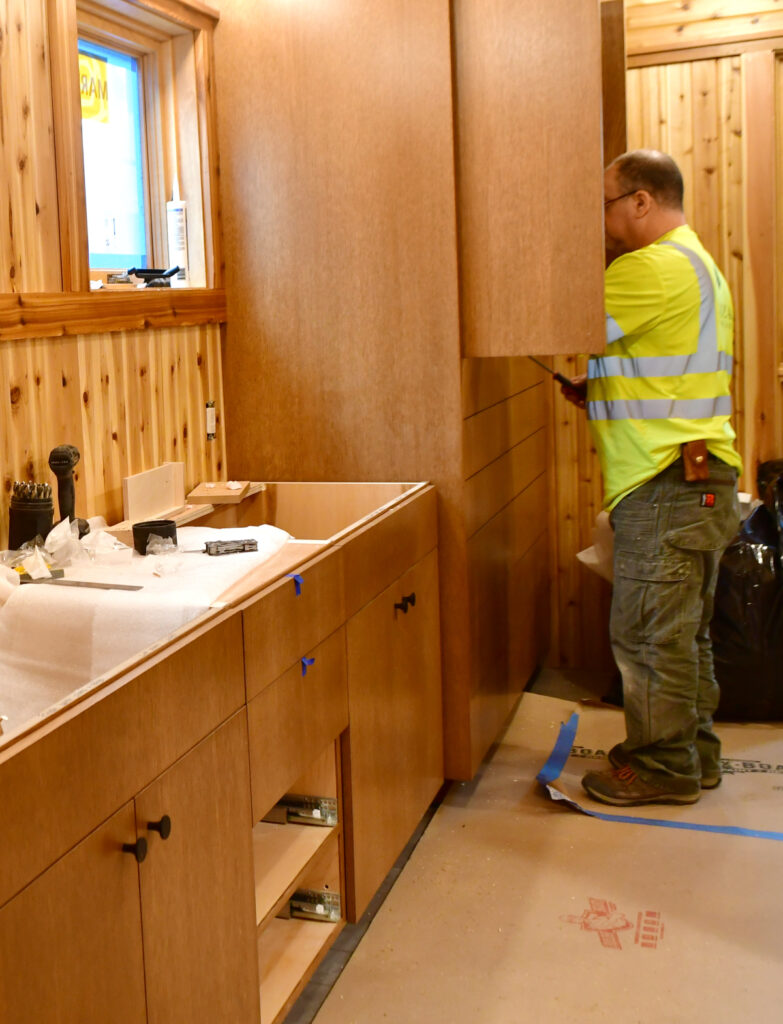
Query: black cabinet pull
xmin=122 ymin=837 xmax=148 ymax=863
xmin=394 ymin=592 xmax=417 ymax=615
xmin=147 ymin=815 xmax=172 ymax=840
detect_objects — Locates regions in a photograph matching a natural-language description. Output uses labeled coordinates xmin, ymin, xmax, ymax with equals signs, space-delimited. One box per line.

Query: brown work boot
xmin=582 ymin=765 xmax=701 ymax=806
xmin=608 ymin=743 xmax=721 ymax=790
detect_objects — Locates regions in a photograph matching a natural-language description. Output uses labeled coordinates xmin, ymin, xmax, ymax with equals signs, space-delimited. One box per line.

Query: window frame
xmin=46 ymin=0 xmax=222 ymax=297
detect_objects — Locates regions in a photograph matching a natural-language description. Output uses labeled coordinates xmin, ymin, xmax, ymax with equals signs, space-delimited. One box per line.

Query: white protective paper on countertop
xmin=0 ymin=524 xmax=291 ymax=737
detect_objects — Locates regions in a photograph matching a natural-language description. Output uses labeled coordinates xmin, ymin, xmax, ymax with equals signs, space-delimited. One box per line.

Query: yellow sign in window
xmin=79 ymin=53 xmax=109 ymax=122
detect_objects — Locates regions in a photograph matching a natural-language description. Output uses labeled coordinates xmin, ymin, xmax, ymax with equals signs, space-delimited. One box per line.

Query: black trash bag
xmin=711 ymin=477 xmax=783 ymax=721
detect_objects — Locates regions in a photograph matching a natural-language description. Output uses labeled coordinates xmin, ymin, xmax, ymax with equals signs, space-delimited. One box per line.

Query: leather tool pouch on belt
xmin=683 ymin=439 xmax=710 ymax=481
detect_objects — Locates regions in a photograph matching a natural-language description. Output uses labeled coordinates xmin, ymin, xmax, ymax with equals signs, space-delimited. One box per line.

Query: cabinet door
xmin=452 ymin=0 xmax=605 ymax=356
xmin=344 ymin=549 xmax=443 ymax=919
xmin=134 ymin=712 xmax=260 ymax=1024
xmin=0 ymin=802 xmax=147 ymax=1024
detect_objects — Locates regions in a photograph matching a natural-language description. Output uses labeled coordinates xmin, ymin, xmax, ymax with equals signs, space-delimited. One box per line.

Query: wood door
xmin=134 ymin=711 xmax=260 ymax=1024
xmin=452 ymin=0 xmax=606 ymax=356
xmin=0 ymin=802 xmax=147 ymax=1024
xmin=344 ymin=550 xmax=443 ymax=920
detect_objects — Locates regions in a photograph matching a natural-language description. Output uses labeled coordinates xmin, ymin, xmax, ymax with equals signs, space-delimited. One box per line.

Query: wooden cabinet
xmin=0 ymin=482 xmax=441 ymax=1023
xmin=343 ymin=549 xmax=443 ymax=920
xmin=0 ymin=714 xmax=258 ymax=1024
xmin=452 ymin=0 xmax=605 ymax=358
xmin=216 ymin=1 xmax=606 ymax=783
xmin=0 ymin=803 xmax=147 ymax=1024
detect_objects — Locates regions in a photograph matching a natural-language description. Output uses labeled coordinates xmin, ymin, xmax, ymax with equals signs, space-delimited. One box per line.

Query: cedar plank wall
xmin=1 ymin=325 xmax=225 ymax=536
xmin=0 ymin=1 xmax=226 ymax=543
xmin=550 ymin=0 xmax=782 ymax=670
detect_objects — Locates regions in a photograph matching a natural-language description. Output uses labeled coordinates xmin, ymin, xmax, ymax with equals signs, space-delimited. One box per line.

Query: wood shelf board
xmin=187 ymin=481 xmax=251 ymax=504
xmin=253 ymin=822 xmax=336 ymax=927
xmin=259 ymin=917 xmax=342 ymax=1024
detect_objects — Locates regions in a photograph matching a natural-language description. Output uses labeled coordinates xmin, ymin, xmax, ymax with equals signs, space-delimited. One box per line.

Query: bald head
xmin=604 ymin=150 xmax=687 ymax=254
xmin=610 ymin=150 xmax=684 ymax=211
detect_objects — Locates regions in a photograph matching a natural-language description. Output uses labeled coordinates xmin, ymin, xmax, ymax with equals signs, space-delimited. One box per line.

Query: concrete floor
xmin=284 ymin=669 xmax=616 ymax=1024
xmin=300 ymin=685 xmax=783 ymax=1023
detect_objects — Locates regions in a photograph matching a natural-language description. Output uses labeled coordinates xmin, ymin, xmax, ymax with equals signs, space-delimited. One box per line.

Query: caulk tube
xmin=166 ymin=177 xmax=189 ymax=286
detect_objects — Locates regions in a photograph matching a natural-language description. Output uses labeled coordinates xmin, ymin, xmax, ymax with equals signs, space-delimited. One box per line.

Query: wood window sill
xmin=0 ymin=288 xmax=227 ymax=340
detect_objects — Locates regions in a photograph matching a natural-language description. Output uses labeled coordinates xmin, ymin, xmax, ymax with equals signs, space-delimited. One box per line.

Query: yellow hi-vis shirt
xmin=587 ymin=224 xmax=742 ymax=510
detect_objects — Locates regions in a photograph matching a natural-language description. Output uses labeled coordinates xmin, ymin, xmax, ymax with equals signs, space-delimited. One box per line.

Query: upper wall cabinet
xmin=452 ymin=0 xmax=606 ymax=357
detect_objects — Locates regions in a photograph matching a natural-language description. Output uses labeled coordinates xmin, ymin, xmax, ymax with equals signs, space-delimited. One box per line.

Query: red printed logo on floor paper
xmin=561 ymin=898 xmax=664 ymax=951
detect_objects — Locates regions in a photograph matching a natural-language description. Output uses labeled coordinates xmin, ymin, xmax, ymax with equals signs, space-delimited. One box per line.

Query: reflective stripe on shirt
xmin=587 ymin=395 xmax=733 ymax=421
xmin=593 ymin=239 xmax=728 ymax=386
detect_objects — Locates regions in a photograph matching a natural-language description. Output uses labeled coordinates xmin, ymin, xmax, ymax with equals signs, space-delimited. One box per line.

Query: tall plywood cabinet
xmin=214 ymin=0 xmax=605 ymax=779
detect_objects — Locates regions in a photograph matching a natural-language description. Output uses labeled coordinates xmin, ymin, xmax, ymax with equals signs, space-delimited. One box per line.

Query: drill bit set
xmin=8 ymin=478 xmax=55 ymax=551
xmin=11 ymin=481 xmax=53 ymax=502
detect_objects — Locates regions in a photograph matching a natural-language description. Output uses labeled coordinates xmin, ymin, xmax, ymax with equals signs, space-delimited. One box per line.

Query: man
xmin=564 ymin=149 xmax=742 ymax=807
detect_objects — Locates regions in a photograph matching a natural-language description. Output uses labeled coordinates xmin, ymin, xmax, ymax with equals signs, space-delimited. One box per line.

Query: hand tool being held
xmin=527 ymin=356 xmax=587 ymax=407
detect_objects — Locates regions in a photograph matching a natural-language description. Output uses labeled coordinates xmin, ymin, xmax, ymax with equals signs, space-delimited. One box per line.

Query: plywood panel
xmin=215 ymin=0 xmax=462 ymax=487
xmin=464 ymin=430 xmax=547 ymax=538
xmin=462 ymin=382 xmax=547 ymax=480
xmin=0 ymin=322 xmax=226 ymax=544
xmin=452 ymin=0 xmax=605 ymax=356
xmin=602 ymin=0 xmax=628 ymax=164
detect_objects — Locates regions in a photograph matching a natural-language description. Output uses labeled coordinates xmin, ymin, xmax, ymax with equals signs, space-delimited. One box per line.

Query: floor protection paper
xmin=537 ymin=701 xmax=783 ymax=841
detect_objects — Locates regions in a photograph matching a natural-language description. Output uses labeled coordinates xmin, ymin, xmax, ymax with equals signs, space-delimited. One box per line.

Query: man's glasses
xmin=604 ymin=190 xmax=637 ymax=209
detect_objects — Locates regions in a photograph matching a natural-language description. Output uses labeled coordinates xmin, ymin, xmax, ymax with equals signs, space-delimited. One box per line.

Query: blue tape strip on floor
xmin=537 ymin=715 xmax=783 ymax=843
xmin=536 ymin=712 xmax=580 ymax=785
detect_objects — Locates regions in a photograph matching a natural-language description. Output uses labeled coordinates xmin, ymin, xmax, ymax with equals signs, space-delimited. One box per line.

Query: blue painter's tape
xmin=537 ymin=716 xmax=783 ymax=843
xmin=287 ymin=573 xmax=304 ymax=596
xmin=536 ymin=713 xmax=580 ymax=785
xmin=301 ymin=656 xmax=315 ymax=676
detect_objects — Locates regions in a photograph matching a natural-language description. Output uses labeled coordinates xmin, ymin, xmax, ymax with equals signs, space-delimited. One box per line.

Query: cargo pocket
xmin=611 ymin=550 xmax=692 ymax=645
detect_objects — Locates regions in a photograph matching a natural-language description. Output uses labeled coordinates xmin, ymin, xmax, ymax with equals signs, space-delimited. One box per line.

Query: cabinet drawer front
xmin=247 ymin=628 xmax=348 ymax=821
xmin=243 ymin=547 xmax=344 ymax=700
xmin=0 ymin=613 xmax=245 ymax=906
xmin=342 ymin=486 xmax=437 ymax=618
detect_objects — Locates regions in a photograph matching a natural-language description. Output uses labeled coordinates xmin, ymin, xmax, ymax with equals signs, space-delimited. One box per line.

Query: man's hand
xmin=560 ymin=373 xmax=587 ymax=409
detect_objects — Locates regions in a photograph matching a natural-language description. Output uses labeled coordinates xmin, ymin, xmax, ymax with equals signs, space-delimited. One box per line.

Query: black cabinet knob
xmin=122 ymin=837 xmax=148 ymax=863
xmin=147 ymin=814 xmax=172 ymax=840
xmin=394 ymin=600 xmax=408 ymax=613
xmin=403 ymin=592 xmax=416 ymax=608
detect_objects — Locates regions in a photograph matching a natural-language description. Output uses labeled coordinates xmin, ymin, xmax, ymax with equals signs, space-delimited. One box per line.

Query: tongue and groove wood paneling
xmin=0 ymin=323 xmax=225 ymax=542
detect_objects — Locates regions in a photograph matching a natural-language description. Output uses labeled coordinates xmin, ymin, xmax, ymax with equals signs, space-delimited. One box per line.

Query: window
xmin=79 ymin=39 xmax=149 ymax=270
xmin=67 ymin=0 xmax=219 ymax=290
